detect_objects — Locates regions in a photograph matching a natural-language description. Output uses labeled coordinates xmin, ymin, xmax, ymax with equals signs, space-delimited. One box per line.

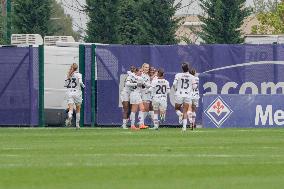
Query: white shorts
xmin=175 ymin=95 xmax=192 ymax=105
xmin=130 ymin=92 xmax=142 ymax=104
xmin=120 ymin=90 xmax=130 ymax=102
xmin=192 ymin=98 xmax=199 ymax=107
xmin=141 ymin=91 xmax=151 ymax=102
xmin=66 ymin=90 xmax=82 ymax=105
xmin=152 ymin=97 xmax=167 ymax=111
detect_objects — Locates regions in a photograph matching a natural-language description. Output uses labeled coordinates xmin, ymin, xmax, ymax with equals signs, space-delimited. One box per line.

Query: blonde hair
xmin=142 ymin=63 xmax=149 ymax=68
xmin=142 ymin=63 xmax=150 ymax=74
xmin=67 ymin=63 xmax=78 ymax=78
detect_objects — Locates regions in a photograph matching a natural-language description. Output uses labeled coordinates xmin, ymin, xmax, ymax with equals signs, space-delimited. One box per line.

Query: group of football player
xmin=120 ymin=62 xmax=199 ymax=131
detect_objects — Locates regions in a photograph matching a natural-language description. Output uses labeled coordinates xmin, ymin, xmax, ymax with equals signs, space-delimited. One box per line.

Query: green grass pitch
xmin=1 ymin=127 xmax=284 ymax=189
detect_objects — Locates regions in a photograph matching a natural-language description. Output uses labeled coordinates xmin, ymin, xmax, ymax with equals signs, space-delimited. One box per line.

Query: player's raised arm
xmin=125 ymin=76 xmax=137 ymax=87
xmin=127 ymin=71 xmax=135 ymax=76
xmin=172 ymin=74 xmax=179 ymax=89
xmin=78 ymin=74 xmax=85 ymax=88
xmin=148 ymin=79 xmax=156 ymax=93
xmin=190 ymin=68 xmax=197 ymax=90
xmin=64 ymin=75 xmax=69 ymax=88
xmin=192 ymin=80 xmax=198 ymax=90
xmin=166 ymin=81 xmax=171 ymax=94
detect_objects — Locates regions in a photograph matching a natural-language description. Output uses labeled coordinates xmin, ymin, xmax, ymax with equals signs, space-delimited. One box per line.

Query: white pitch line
xmin=0 ymin=154 xmax=20 ymax=157
xmin=1 ymin=147 xmax=26 ymax=150
xmin=43 ymin=153 xmax=284 ymax=158
xmin=1 ymin=153 xmax=284 ymax=158
xmin=1 ymin=160 xmax=284 ymax=168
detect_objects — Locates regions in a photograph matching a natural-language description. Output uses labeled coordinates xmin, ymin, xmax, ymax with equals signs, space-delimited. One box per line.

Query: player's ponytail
xmin=181 ymin=62 xmax=190 ymax=73
xmin=67 ymin=63 xmax=78 ymax=79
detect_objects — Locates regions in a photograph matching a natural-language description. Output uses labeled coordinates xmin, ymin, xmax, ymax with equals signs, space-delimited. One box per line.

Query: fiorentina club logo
xmin=205 ymin=97 xmax=233 ymax=128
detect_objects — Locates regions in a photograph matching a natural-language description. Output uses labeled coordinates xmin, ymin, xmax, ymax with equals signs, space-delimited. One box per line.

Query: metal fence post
xmin=79 ymin=44 xmax=85 ymax=127
xmin=91 ymin=44 xmax=96 ymax=127
xmin=39 ymin=45 xmax=45 ymax=127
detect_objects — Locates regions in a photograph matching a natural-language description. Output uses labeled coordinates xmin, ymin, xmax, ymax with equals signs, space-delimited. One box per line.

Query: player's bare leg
xmin=130 ymin=104 xmax=139 ymax=130
xmin=75 ymin=104 xmax=81 ymax=129
xmin=182 ymin=103 xmax=189 ymax=131
xmin=187 ymin=104 xmax=193 ymax=130
xmin=191 ymin=104 xmax=197 ymax=130
xmin=138 ymin=103 xmax=148 ymax=129
xmin=175 ymin=104 xmax=183 ymax=124
xmin=148 ymin=102 xmax=155 ymax=123
xmin=159 ymin=108 xmax=166 ymax=123
xmin=66 ymin=103 xmax=74 ymax=127
xmin=141 ymin=101 xmax=150 ymax=124
xmin=150 ymin=110 xmax=159 ymax=130
xmin=121 ymin=101 xmax=130 ymax=129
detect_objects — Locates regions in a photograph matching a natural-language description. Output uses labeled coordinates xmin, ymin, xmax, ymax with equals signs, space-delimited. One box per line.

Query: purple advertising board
xmin=0 ymin=47 xmax=39 ymax=125
xmin=203 ymin=94 xmax=284 ymax=128
xmin=95 ymin=44 xmax=284 ymax=126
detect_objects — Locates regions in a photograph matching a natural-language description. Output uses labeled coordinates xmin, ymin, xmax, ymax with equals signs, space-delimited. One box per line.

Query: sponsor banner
xmin=96 ymin=45 xmax=284 ymax=125
xmin=203 ymin=94 xmax=284 ymax=128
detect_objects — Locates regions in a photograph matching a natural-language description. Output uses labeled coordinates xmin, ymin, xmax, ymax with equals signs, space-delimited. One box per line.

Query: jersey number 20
xmin=156 ymin=85 xmax=167 ymax=94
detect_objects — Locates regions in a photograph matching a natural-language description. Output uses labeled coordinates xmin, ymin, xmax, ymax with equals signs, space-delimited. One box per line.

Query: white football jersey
xmin=151 ymin=75 xmax=158 ymax=81
xmin=192 ymin=76 xmax=200 ymax=99
xmin=122 ymin=71 xmax=135 ymax=93
xmin=64 ymin=71 xmax=84 ymax=92
xmin=125 ymin=74 xmax=143 ymax=93
xmin=141 ymin=73 xmax=151 ymax=89
xmin=173 ymin=72 xmax=195 ymax=97
xmin=150 ymin=78 xmax=170 ymax=98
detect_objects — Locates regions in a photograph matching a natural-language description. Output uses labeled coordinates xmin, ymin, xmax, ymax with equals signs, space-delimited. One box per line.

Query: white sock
xmin=76 ymin=113 xmax=80 ymax=126
xmin=187 ymin=111 xmax=193 ymax=123
xmin=160 ymin=112 xmax=166 ymax=120
xmin=68 ymin=110 xmax=73 ymax=119
xmin=149 ymin=111 xmax=155 ymax=120
xmin=154 ymin=114 xmax=159 ymax=128
xmin=183 ymin=119 xmax=187 ymax=128
xmin=192 ymin=112 xmax=196 ymax=124
xmin=130 ymin=112 xmax=136 ymax=126
xmin=138 ymin=111 xmax=144 ymax=125
xmin=122 ymin=119 xmax=128 ymax=126
xmin=176 ymin=110 xmax=182 ymax=117
xmin=143 ymin=111 xmax=149 ymax=121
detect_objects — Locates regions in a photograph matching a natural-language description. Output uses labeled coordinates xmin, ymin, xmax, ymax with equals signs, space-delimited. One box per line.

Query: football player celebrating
xmin=64 ymin=63 xmax=85 ymax=129
xmin=189 ymin=68 xmax=199 ymax=130
xmin=126 ymin=68 xmax=148 ymax=130
xmin=149 ymin=69 xmax=170 ymax=130
xmin=120 ymin=66 xmax=136 ymax=129
xmin=173 ymin=63 xmax=195 ymax=131
xmin=140 ymin=63 xmax=151 ymax=125
xmin=148 ymin=67 xmax=158 ymax=122
xmin=149 ymin=67 xmax=158 ymax=81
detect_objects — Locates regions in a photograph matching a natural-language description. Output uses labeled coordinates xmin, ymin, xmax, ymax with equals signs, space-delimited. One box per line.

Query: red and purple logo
xmin=205 ymin=97 xmax=233 ymax=128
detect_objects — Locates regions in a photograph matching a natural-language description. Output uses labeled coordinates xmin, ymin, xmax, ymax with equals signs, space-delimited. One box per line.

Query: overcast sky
xmin=58 ymin=0 xmax=256 ymax=32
